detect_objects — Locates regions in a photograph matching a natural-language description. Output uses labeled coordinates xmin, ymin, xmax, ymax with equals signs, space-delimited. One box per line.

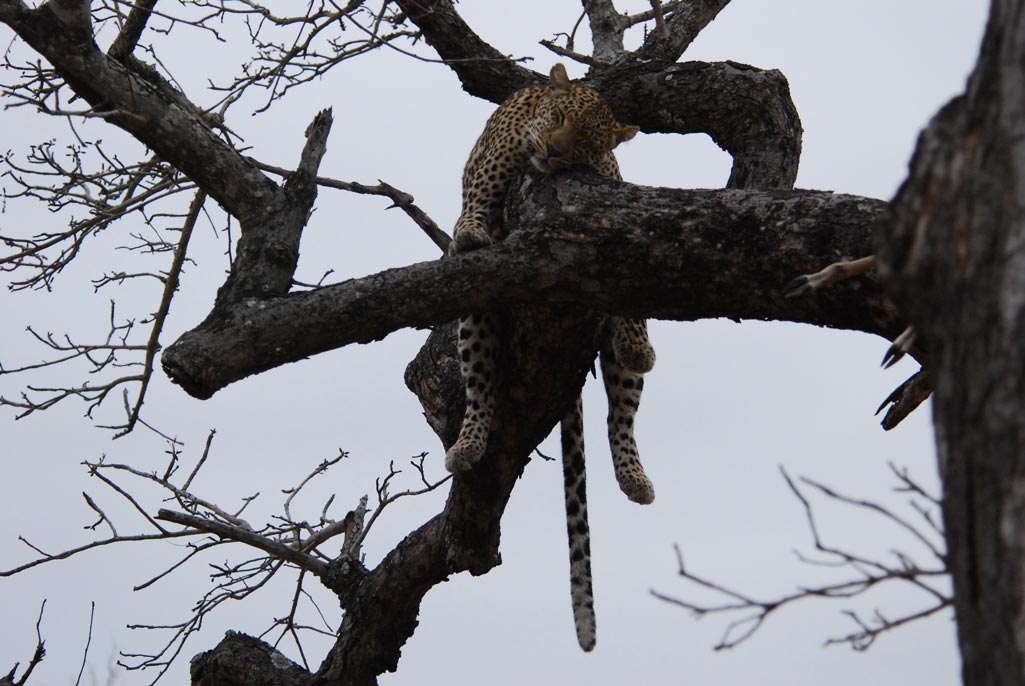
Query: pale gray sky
xmin=2 ymin=2 xmax=988 ymax=685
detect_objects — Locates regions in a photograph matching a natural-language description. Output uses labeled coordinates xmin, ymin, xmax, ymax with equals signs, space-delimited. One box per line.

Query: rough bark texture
xmin=591 ymin=61 xmax=802 ymax=190
xmin=190 ymin=632 xmax=310 ymax=686
xmin=634 ymin=0 xmax=733 ymax=65
xmin=312 ymin=306 xmax=602 ymax=686
xmin=878 ymin=0 xmax=1025 ymax=683
xmin=161 ymin=178 xmax=897 ymax=399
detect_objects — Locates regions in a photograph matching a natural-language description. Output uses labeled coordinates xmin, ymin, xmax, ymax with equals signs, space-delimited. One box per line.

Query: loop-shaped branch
xmin=590 ymin=61 xmax=802 ymax=190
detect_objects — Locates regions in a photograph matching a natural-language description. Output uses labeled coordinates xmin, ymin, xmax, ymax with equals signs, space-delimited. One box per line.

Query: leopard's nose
xmin=546 ymin=143 xmax=564 ymax=158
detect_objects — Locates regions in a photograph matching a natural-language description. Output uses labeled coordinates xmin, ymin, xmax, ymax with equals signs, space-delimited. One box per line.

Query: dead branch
xmin=1 ymin=600 xmax=46 ymax=686
xmin=654 ymin=466 xmax=950 ymax=651
xmin=73 ymin=602 xmax=95 ymax=686
xmin=1 ymin=424 xmax=453 ymax=681
xmin=253 ymin=160 xmax=449 ymax=253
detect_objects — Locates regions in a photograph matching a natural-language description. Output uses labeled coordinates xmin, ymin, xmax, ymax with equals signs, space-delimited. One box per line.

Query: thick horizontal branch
xmin=162 ymin=173 xmax=897 ymax=400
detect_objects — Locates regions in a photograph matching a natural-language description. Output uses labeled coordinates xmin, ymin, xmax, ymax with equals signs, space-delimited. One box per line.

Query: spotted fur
xmin=445 ymin=64 xmax=656 ymax=651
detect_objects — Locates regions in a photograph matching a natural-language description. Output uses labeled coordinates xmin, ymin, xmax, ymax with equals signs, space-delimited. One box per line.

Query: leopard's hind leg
xmin=445 ymin=312 xmax=498 ymax=472
xmin=609 ymin=316 xmax=655 ymax=374
xmin=601 ymin=318 xmax=655 ymax=504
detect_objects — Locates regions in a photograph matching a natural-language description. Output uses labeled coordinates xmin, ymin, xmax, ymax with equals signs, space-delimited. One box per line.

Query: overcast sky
xmin=1 ymin=2 xmax=989 ymax=685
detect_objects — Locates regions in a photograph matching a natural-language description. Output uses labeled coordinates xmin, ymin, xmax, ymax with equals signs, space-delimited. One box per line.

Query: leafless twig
xmin=254 ymin=159 xmax=450 ymax=253
xmin=2 ymin=600 xmax=47 ymax=686
xmin=73 ymin=601 xmax=95 ymax=686
xmin=654 ymin=466 xmax=950 ymax=650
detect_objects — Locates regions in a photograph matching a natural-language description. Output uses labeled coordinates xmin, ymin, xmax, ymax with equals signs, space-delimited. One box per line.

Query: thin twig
xmin=655 ymin=467 xmax=951 ymax=650
xmin=253 ymin=160 xmax=450 ymax=252
xmin=73 ymin=601 xmax=95 ymax=686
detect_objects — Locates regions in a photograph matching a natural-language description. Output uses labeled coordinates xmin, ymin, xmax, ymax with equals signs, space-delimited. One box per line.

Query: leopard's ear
xmin=615 ymin=124 xmax=640 ymax=146
xmin=549 ymin=63 xmax=572 ymax=93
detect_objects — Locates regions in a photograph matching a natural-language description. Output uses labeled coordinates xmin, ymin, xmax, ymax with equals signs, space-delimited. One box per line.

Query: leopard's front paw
xmin=445 ymin=438 xmax=485 ymax=473
xmin=449 ymin=225 xmax=492 ymax=255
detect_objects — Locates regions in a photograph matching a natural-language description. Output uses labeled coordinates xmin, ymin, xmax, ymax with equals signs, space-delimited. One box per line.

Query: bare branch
xmin=155 ymin=509 xmax=329 ymax=577
xmin=0 ymin=530 xmax=195 ymax=577
xmin=0 ymin=3 xmax=279 ymax=218
xmin=87 ymin=459 xmax=254 ymax=529
xmin=118 ymin=188 xmax=205 ymax=438
xmin=3 ymin=600 xmax=47 ymax=686
xmin=253 ymin=160 xmax=449 ymax=253
xmin=792 ymin=471 xmax=946 ymax=566
xmin=182 ymin=429 xmax=217 ymax=492
xmin=648 ymin=0 xmax=669 ymax=37
xmin=356 ymin=453 xmax=451 ymax=550
xmin=655 ymin=467 xmax=950 ymax=650
xmin=282 ymin=450 xmax=348 ymax=535
xmin=392 ymin=0 xmax=540 ymax=103
xmin=73 ymin=601 xmax=95 ymax=686
xmin=539 ymin=39 xmax=601 ymax=68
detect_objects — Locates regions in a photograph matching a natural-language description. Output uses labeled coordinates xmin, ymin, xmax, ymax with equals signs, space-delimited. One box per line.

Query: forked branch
xmin=654 ymin=466 xmax=950 ymax=651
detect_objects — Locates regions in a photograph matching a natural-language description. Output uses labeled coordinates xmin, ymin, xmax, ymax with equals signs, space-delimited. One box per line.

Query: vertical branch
xmin=4 ymin=600 xmax=47 ymax=686
xmin=583 ymin=0 xmax=628 ymax=64
xmin=217 ymin=109 xmax=332 ymax=302
xmin=73 ymin=601 xmax=95 ymax=686
xmin=108 ymin=0 xmax=159 ymax=60
xmin=114 ymin=189 xmax=205 ymax=438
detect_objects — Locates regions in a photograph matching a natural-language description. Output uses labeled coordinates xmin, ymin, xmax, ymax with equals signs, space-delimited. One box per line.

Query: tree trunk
xmin=879 ymin=0 xmax=1025 ymax=683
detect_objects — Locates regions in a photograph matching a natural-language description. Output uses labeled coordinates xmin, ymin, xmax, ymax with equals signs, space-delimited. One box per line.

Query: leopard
xmin=444 ymin=63 xmax=657 ymax=652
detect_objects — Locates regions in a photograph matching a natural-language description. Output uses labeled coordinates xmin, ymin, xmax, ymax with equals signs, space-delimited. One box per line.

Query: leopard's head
xmin=527 ymin=64 xmax=639 ymax=173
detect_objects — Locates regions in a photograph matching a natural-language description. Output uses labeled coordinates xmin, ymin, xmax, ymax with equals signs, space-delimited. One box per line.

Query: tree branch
xmin=107 ymin=0 xmax=159 ymax=60
xmin=0 ymin=1 xmax=279 ymax=221
xmin=589 ymin=61 xmax=802 ymax=190
xmin=163 ymin=175 xmax=896 ymax=400
xmin=190 ymin=632 xmax=310 ymax=686
xmin=635 ymin=0 xmax=732 ymax=64
xmin=583 ymin=0 xmax=627 ymax=65
xmin=222 ymin=108 xmax=333 ymax=300
xmin=391 ymin=0 xmax=539 ymax=102
xmin=155 ymin=510 xmax=329 ymax=577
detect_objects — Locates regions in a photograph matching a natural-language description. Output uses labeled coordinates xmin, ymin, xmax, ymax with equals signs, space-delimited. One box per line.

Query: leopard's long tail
xmin=561 ymin=397 xmax=596 ymax=651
